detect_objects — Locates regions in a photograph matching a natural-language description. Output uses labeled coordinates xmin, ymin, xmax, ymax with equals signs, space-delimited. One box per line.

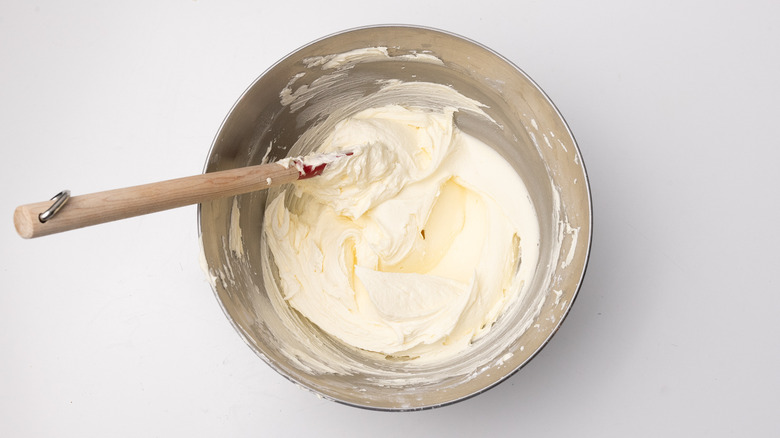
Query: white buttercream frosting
xmin=263 ymin=103 xmax=540 ymax=362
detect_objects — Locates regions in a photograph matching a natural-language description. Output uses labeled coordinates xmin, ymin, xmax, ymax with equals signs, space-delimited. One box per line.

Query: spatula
xmin=13 ymin=152 xmax=350 ymax=239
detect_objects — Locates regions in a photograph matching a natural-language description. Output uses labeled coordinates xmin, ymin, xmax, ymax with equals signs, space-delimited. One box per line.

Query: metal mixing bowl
xmin=198 ymin=25 xmax=591 ymax=410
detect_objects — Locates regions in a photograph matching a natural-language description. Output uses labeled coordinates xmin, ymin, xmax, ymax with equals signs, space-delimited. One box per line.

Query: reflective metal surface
xmin=38 ymin=190 xmax=71 ymax=223
xmin=198 ymin=25 xmax=592 ymax=410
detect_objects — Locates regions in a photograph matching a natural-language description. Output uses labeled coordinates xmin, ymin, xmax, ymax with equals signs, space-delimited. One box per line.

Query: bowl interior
xmin=199 ymin=26 xmax=591 ymax=410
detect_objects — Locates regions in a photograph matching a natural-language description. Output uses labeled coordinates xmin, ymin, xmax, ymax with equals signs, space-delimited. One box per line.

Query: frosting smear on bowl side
xmin=263 ymin=102 xmax=540 ymax=362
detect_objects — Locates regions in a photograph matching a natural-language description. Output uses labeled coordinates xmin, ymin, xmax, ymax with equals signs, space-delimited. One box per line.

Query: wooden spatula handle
xmin=14 ymin=162 xmax=298 ymax=239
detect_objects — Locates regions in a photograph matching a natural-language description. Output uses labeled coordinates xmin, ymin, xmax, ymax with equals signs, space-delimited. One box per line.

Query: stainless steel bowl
xmin=198 ymin=25 xmax=591 ymax=410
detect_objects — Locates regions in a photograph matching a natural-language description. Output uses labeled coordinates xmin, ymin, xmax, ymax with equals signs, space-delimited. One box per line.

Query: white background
xmin=2 ymin=1 xmax=778 ymax=436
